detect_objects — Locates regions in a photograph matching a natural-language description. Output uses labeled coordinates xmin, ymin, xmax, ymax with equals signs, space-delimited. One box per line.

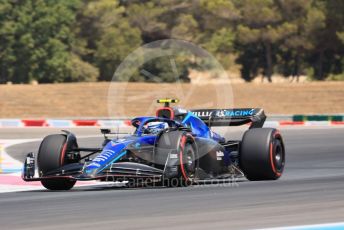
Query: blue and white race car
xmin=22 ymin=99 xmax=285 ymax=190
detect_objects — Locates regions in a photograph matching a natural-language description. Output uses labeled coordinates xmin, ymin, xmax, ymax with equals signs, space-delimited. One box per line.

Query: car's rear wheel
xmin=37 ymin=134 xmax=76 ymax=190
xmin=240 ymin=128 xmax=285 ymax=180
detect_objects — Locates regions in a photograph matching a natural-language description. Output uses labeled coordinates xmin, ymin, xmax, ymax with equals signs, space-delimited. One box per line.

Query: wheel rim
xmin=273 ymin=140 xmax=284 ymax=171
xmin=185 ymin=148 xmax=195 ymax=174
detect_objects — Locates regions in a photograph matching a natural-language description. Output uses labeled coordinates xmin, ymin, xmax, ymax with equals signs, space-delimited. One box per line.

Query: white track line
xmin=257 ymin=222 xmax=344 ymax=230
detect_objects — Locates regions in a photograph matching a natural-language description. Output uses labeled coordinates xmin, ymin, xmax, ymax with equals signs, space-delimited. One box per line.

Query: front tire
xmin=37 ymin=134 xmax=76 ymax=190
xmin=240 ymin=128 xmax=285 ymax=181
xmin=155 ymin=130 xmax=197 ymax=187
xmin=178 ymin=134 xmax=197 ymax=186
xmin=41 ymin=178 xmax=76 ymax=191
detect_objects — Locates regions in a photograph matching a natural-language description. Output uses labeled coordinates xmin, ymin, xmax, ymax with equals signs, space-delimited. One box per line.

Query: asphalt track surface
xmin=1 ymin=127 xmax=344 ymax=229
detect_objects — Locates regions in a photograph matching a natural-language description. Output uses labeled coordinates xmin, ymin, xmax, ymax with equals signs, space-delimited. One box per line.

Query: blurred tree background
xmin=0 ymin=0 xmax=343 ymax=83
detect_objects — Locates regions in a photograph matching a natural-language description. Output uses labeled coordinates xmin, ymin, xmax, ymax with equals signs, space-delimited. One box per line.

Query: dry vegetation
xmin=0 ymin=82 xmax=343 ymax=118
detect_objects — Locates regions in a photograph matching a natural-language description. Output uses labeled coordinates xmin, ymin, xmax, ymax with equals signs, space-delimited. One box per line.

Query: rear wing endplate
xmin=191 ymin=108 xmax=266 ymax=128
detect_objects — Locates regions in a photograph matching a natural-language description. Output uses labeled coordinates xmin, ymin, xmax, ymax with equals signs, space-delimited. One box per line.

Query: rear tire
xmin=240 ymin=128 xmax=285 ymax=181
xmin=37 ymin=134 xmax=76 ymax=190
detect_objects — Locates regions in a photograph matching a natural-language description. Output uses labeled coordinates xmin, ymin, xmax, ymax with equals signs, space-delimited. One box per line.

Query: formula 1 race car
xmin=22 ymin=99 xmax=285 ymax=190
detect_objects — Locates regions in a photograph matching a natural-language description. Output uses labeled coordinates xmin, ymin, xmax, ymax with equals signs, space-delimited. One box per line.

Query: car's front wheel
xmin=37 ymin=134 xmax=76 ymax=190
xmin=155 ymin=130 xmax=198 ymax=187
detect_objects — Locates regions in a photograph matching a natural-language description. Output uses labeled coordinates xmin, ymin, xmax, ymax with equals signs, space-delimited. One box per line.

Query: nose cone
xmin=83 ymin=140 xmax=132 ymax=176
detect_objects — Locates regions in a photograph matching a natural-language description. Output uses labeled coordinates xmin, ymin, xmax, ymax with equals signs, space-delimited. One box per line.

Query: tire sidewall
xmin=178 ymin=133 xmax=197 ymax=183
xmin=37 ymin=134 xmax=76 ymax=190
xmin=155 ymin=130 xmax=198 ymax=186
xmin=37 ymin=134 xmax=67 ymax=176
xmin=240 ymin=128 xmax=285 ymax=180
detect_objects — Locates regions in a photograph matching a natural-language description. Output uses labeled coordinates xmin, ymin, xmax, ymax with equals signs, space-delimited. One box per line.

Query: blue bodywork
xmin=83 ymin=112 xmax=226 ymax=176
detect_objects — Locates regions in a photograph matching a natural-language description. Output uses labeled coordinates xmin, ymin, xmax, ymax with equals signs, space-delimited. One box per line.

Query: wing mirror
xmin=100 ymin=128 xmax=111 ymax=135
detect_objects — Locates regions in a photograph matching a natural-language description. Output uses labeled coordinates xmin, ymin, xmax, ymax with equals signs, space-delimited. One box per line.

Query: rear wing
xmin=191 ymin=108 xmax=266 ymax=128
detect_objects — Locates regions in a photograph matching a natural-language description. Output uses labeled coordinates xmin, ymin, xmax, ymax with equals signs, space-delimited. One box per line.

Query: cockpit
xmin=131 ymin=117 xmax=180 ymax=136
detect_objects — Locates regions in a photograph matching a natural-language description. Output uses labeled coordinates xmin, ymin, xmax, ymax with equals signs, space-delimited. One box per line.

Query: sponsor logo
xmin=93 ymin=150 xmax=115 ymax=162
xmin=224 ymin=109 xmax=254 ymax=117
xmin=216 ymin=150 xmax=224 ymax=161
xmin=216 ymin=150 xmax=224 ymax=157
xmin=192 ymin=111 xmax=212 ymax=117
xmin=192 ymin=109 xmax=255 ymax=118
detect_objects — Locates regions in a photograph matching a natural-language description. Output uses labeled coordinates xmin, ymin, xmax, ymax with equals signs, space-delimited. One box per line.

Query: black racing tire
xmin=178 ymin=138 xmax=197 ymax=186
xmin=240 ymin=128 xmax=285 ymax=181
xmin=37 ymin=134 xmax=76 ymax=190
xmin=154 ymin=130 xmax=197 ymax=187
xmin=41 ymin=179 xmax=76 ymax=191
